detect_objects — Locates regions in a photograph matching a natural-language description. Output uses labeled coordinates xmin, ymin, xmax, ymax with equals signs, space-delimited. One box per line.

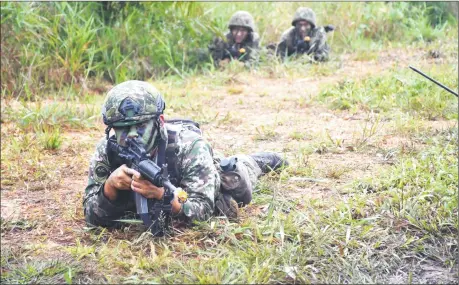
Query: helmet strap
xmin=146 ymin=121 xmax=158 ymax=149
xmin=105 ymin=126 xmax=112 ymax=140
xmin=145 ymin=117 xmax=165 ymax=156
xmin=246 ymin=32 xmax=253 ymax=42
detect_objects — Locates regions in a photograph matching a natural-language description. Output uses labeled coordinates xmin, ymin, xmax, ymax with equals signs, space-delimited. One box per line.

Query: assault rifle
xmin=209 ymin=40 xmax=245 ymax=61
xmin=223 ymin=45 xmax=245 ymax=60
xmin=106 ymin=137 xmax=176 ymax=237
xmin=409 ymin=65 xmax=458 ymax=97
xmin=296 ymin=24 xmax=335 ymax=55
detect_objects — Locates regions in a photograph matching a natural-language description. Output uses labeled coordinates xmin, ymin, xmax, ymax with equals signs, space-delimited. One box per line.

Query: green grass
xmin=325 ymin=165 xmax=350 ymax=179
xmin=2 ymin=2 xmax=457 ymax=99
xmin=1 ymin=247 xmax=80 ymax=285
xmin=390 ymin=113 xmax=429 ymax=137
xmin=254 ymin=125 xmax=279 ymax=141
xmin=0 ymin=99 xmax=98 ymax=190
xmin=288 ymin=131 xmax=309 ymax=141
xmin=37 ymin=127 xmax=63 ymax=150
xmin=6 ymin=125 xmax=451 ymax=283
xmin=1 ymin=100 xmax=100 ymax=132
xmin=1 ymin=260 xmax=68 ymax=284
xmin=357 ymin=128 xmax=458 ymax=228
xmin=2 ymin=78 xmax=457 ymax=284
xmin=2 ymin=50 xmax=456 ymax=283
xmin=1 ymin=2 xmax=458 ymax=283
xmin=318 ymin=65 xmax=458 ymax=120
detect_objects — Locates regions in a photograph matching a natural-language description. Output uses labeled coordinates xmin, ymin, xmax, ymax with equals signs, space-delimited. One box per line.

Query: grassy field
xmin=1 ymin=2 xmax=458 ymax=284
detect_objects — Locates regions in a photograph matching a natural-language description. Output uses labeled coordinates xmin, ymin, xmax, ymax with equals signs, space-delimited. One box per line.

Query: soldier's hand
xmin=107 ymin=164 xmax=135 ymax=191
xmin=104 ymin=164 xmax=135 ymax=201
xmin=130 ymin=169 xmax=165 ymax=200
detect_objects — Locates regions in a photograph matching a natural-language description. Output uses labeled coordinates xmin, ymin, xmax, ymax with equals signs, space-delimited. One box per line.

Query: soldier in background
xmin=83 ymin=81 xmax=288 ymax=229
xmin=208 ymin=11 xmax=260 ymax=67
xmin=276 ymin=7 xmax=334 ymax=62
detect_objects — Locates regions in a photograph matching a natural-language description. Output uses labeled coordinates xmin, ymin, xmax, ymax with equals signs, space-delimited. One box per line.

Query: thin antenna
xmin=409 ymin=65 xmax=458 ymax=97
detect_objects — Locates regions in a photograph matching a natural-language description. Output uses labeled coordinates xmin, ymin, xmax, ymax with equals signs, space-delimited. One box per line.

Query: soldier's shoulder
xmin=280 ymin=27 xmax=295 ymax=40
xmin=249 ymin=32 xmax=260 ymax=47
xmin=315 ymin=25 xmax=325 ymax=31
xmin=312 ymin=26 xmax=326 ymax=36
xmin=166 ymin=123 xmax=211 ymax=158
xmin=166 ymin=123 xmax=203 ymax=146
xmin=93 ymin=136 xmax=109 ymax=156
xmin=87 ymin=136 xmax=111 ymax=185
xmin=210 ymin=35 xmax=227 ymax=47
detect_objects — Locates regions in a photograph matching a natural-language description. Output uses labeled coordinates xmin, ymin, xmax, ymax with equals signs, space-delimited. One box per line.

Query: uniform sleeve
xmin=244 ymin=33 xmax=260 ymax=67
xmin=208 ymin=36 xmax=227 ymax=67
xmin=83 ymin=138 xmax=135 ymax=228
xmin=308 ymin=27 xmax=330 ymax=62
xmin=175 ymin=139 xmax=220 ymax=222
xmin=277 ymin=27 xmax=295 ymax=59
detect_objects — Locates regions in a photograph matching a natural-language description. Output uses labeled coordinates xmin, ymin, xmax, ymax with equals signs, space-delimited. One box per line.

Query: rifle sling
xmin=157 ymin=137 xmax=166 ymax=167
xmin=149 ymin=137 xmax=170 ymax=236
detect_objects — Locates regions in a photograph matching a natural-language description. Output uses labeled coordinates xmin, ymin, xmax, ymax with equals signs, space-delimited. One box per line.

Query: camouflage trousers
xmin=214 ymin=153 xmax=263 ymax=206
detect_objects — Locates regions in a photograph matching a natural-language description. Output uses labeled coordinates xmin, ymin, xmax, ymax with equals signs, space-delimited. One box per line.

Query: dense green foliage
xmin=1 ymin=2 xmax=457 ymax=98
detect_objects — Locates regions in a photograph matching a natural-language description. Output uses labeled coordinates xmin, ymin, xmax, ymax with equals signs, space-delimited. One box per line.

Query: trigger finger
xmin=124 ymin=167 xmax=141 ymax=179
xmin=131 ymin=180 xmax=141 ymax=188
xmin=132 ymin=170 xmax=142 ymax=180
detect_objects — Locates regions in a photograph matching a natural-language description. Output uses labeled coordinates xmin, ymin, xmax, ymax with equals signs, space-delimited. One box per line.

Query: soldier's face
xmin=296 ymin=21 xmax=312 ymax=36
xmin=231 ymin=26 xmax=249 ymax=44
xmin=114 ymin=119 xmax=157 ymax=151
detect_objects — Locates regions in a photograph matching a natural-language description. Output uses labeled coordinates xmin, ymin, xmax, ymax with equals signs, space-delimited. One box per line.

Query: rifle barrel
xmin=409 ymin=65 xmax=458 ymax=97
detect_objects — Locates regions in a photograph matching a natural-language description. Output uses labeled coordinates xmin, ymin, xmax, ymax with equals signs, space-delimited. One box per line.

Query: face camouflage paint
xmin=114 ymin=119 xmax=158 ymax=152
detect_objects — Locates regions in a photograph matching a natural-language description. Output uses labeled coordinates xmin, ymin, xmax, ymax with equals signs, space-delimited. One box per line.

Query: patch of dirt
xmin=388 ymin=262 xmax=458 ymax=284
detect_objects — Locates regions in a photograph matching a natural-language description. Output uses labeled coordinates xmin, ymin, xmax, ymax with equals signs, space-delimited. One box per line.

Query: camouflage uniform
xmin=277 ymin=7 xmax=330 ymax=62
xmin=83 ymin=81 xmax=265 ymax=228
xmin=209 ymin=11 xmax=260 ymax=67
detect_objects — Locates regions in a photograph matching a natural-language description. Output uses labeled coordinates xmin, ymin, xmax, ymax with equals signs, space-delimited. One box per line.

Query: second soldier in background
xmin=277 ymin=7 xmax=334 ymax=62
xmin=208 ymin=11 xmax=260 ymax=67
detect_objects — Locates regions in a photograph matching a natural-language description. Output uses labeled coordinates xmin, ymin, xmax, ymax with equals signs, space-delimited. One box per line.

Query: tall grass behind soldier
xmin=208 ymin=11 xmax=260 ymax=68
xmin=276 ymin=7 xmax=333 ymax=62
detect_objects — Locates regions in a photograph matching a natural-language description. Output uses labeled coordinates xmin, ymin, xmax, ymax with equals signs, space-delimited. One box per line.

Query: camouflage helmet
xmin=228 ymin=11 xmax=256 ymax=32
xmin=292 ymin=7 xmax=316 ymax=28
xmin=102 ymin=80 xmax=165 ymax=127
